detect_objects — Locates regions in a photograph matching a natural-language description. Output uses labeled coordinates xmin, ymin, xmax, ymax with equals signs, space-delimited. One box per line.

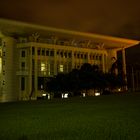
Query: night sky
xmin=1 ymin=0 xmax=140 ymax=40
xmin=0 ymin=0 xmax=140 ymax=64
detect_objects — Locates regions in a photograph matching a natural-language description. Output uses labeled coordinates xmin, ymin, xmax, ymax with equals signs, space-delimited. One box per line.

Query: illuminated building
xmin=0 ymin=18 xmax=139 ymax=102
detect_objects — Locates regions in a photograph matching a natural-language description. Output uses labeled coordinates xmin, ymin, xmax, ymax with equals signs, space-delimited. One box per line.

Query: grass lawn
xmin=0 ymin=93 xmax=140 ymax=140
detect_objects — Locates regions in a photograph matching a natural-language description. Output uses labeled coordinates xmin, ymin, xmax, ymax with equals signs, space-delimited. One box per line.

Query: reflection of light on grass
xmin=62 ymin=93 xmax=68 ymax=98
xmin=95 ymin=92 xmax=100 ymax=96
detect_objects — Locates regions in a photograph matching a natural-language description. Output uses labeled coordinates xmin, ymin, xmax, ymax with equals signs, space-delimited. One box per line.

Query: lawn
xmin=0 ymin=93 xmax=140 ymax=140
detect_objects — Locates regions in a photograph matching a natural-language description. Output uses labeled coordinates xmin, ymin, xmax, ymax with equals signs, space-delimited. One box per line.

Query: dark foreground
xmin=0 ymin=93 xmax=140 ymax=140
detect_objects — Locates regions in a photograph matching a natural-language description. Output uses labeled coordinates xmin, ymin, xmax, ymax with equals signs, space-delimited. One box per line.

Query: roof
xmin=0 ymin=18 xmax=139 ymax=50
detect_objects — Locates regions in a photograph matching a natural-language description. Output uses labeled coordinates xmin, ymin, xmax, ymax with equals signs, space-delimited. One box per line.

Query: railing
xmin=16 ymin=70 xmax=29 ymax=75
xmin=17 ymin=38 xmax=102 ymax=49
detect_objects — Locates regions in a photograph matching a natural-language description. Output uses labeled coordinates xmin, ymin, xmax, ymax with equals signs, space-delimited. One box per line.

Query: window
xmin=3 ymin=80 xmax=5 ymax=85
xmin=3 ymin=52 xmax=5 ymax=57
xmin=60 ymin=52 xmax=63 ymax=57
xmin=68 ymin=52 xmax=72 ymax=58
xmin=3 ymin=42 xmax=6 ymax=47
xmin=21 ymin=51 xmax=25 ymax=57
xmin=81 ymin=54 xmax=83 ymax=59
xmin=46 ymin=50 xmax=49 ymax=56
xmin=3 ymin=70 xmax=5 ymax=75
xmin=90 ymin=55 xmax=92 ymax=60
xmin=96 ymin=55 xmax=98 ymax=60
xmin=50 ymin=50 xmax=54 ymax=56
xmin=32 ymin=59 xmax=35 ymax=70
xmin=77 ymin=53 xmax=80 ymax=59
xmin=84 ymin=54 xmax=87 ymax=59
xmin=99 ymin=55 xmax=102 ymax=60
xmin=37 ymin=49 xmax=41 ymax=55
xmin=32 ymin=47 xmax=35 ymax=55
xmin=59 ymin=65 xmax=64 ymax=72
xmin=21 ymin=62 xmax=25 ymax=70
xmin=41 ymin=62 xmax=46 ymax=71
xmin=57 ymin=51 xmax=59 ymax=55
xmin=21 ymin=77 xmax=25 ymax=91
xmin=42 ymin=49 xmax=45 ymax=56
xmin=3 ymin=60 xmax=5 ymax=65
xmin=64 ymin=52 xmax=67 ymax=58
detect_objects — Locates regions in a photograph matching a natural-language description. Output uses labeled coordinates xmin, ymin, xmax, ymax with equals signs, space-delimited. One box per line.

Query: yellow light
xmin=95 ymin=92 xmax=100 ymax=96
xmin=42 ymin=93 xmax=46 ymax=97
xmin=82 ymin=93 xmax=86 ymax=97
xmin=62 ymin=93 xmax=68 ymax=98
xmin=41 ymin=63 xmax=45 ymax=71
xmin=118 ymin=88 xmax=121 ymax=92
xmin=48 ymin=94 xmax=51 ymax=100
xmin=59 ymin=64 xmax=64 ymax=72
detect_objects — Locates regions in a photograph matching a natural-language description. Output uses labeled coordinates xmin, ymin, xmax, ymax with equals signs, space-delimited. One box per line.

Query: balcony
xmin=16 ymin=70 xmax=29 ymax=76
xmin=17 ymin=38 xmax=100 ymax=49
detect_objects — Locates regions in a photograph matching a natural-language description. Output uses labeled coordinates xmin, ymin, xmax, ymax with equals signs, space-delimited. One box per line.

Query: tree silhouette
xmin=45 ymin=63 xmax=126 ymax=97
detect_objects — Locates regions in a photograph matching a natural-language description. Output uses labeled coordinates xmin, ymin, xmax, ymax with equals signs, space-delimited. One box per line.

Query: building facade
xmin=0 ymin=19 xmax=139 ymax=102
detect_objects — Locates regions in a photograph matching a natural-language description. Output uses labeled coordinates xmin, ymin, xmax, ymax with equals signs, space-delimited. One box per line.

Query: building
xmin=0 ymin=18 xmax=139 ymax=102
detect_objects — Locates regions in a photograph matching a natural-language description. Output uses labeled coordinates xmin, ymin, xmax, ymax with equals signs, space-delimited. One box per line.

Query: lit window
xmin=59 ymin=65 xmax=64 ymax=72
xmin=41 ymin=63 xmax=46 ymax=71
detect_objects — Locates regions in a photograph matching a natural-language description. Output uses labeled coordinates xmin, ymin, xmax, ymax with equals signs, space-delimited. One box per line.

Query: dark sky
xmin=1 ymin=0 xmax=140 ymax=40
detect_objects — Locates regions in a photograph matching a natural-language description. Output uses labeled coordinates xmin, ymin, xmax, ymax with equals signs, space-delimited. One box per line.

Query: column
xmin=122 ymin=47 xmax=127 ymax=90
xmin=87 ymin=52 xmax=90 ymax=64
xmin=72 ymin=51 xmax=75 ymax=69
xmin=54 ymin=49 xmax=57 ymax=75
xmin=34 ymin=47 xmax=38 ymax=99
xmin=102 ymin=53 xmax=105 ymax=73
xmin=29 ymin=47 xmax=32 ymax=99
